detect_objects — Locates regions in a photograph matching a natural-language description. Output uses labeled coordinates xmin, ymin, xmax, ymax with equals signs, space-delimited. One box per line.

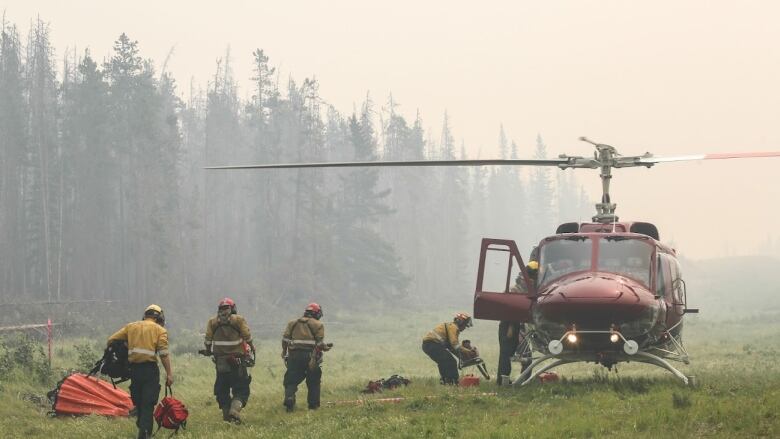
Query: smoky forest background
xmin=2 ymin=19 xmax=777 ymax=331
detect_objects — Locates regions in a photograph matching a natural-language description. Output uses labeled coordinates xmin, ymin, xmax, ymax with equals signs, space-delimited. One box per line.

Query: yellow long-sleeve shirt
xmin=423 ymin=322 xmax=467 ymax=352
xmin=204 ymin=314 xmax=252 ymax=356
xmin=108 ymin=318 xmax=169 ymax=364
xmin=282 ymin=317 xmax=325 ymax=351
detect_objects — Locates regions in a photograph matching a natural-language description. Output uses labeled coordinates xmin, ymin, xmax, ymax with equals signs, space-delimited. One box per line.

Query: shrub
xmin=170 ymin=328 xmax=205 ymax=356
xmin=74 ymin=341 xmax=100 ymax=372
xmin=0 ymin=334 xmax=52 ymax=383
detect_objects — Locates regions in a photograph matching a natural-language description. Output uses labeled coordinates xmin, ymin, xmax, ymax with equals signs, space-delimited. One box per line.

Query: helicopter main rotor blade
xmin=635 ymin=151 xmax=780 ymax=165
xmin=205 ymin=157 xmax=590 ymax=170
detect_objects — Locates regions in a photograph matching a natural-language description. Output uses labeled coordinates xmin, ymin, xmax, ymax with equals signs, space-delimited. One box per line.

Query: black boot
xmin=283 ymin=395 xmax=295 ymax=412
xmin=283 ymin=386 xmax=296 ymax=412
xmin=228 ymin=399 xmax=243 ymax=424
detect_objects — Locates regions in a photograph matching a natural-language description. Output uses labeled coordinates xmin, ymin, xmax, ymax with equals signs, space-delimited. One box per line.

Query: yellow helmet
xmin=527 ymin=260 xmax=539 ymax=271
xmin=144 ymin=304 xmax=165 ymax=326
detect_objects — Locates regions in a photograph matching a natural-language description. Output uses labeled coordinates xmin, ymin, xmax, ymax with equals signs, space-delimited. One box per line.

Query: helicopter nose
xmin=536 ymin=273 xmax=658 ymax=326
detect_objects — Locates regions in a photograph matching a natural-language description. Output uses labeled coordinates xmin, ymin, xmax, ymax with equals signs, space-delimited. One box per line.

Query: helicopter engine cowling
xmin=533 ymin=272 xmax=663 ymax=351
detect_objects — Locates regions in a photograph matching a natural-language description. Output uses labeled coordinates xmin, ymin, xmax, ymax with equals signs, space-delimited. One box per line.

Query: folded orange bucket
xmin=459 ymin=375 xmax=480 ymax=387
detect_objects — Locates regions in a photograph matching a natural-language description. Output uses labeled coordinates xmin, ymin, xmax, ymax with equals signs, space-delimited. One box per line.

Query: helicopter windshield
xmin=538 ymin=237 xmax=593 ymax=285
xmin=597 ymin=237 xmax=653 ymax=286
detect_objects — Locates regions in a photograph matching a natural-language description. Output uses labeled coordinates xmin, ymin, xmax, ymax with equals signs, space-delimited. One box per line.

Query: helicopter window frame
xmin=655 ymin=254 xmax=667 ymax=298
xmin=669 ymin=257 xmax=684 ymax=304
xmin=596 ymin=237 xmax=655 ymax=288
xmin=478 ymin=243 xmax=532 ymax=295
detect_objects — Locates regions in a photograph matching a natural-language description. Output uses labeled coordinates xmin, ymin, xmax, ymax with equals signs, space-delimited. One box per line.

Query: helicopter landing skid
xmin=512 ymin=351 xmax=692 ymax=387
xmin=633 ymin=351 xmax=689 ymax=386
xmin=514 ymin=357 xmax=577 ymax=386
xmin=649 ymin=322 xmax=690 ymax=365
xmin=511 ymin=353 xmax=564 ymax=386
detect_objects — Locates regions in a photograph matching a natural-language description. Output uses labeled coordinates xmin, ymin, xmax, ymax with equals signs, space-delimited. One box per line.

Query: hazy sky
xmin=4 ymin=1 xmax=780 ymax=259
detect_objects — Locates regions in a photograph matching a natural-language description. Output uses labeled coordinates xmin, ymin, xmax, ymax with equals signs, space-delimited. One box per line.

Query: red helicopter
xmin=208 ymin=137 xmax=780 ymax=386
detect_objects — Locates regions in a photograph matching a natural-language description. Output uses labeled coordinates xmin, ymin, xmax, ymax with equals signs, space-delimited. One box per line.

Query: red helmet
xmin=454 ymin=312 xmax=473 ymax=329
xmin=304 ymin=302 xmax=323 ymax=320
xmin=218 ymin=297 xmax=237 ymax=314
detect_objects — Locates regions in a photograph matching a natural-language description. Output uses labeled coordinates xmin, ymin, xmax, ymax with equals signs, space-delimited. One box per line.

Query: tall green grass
xmin=1 ymin=312 xmax=778 ymax=438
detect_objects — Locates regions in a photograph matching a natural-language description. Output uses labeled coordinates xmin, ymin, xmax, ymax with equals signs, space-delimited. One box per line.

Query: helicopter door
xmin=473 ymin=238 xmax=534 ymax=322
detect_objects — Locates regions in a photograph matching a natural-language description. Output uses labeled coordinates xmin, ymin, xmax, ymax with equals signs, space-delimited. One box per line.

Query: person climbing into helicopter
xmin=497 ymin=259 xmax=539 ymax=385
xmin=422 ymin=313 xmax=474 ymax=384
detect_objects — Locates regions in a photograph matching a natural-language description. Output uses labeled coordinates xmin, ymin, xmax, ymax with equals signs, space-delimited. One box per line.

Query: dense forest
xmin=0 ymin=19 xmax=594 ymax=321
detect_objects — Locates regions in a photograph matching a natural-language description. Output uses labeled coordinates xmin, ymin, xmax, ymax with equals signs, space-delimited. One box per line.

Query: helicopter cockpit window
xmin=537 ymin=237 xmax=593 ymax=285
xmin=597 ymin=238 xmax=653 ymax=287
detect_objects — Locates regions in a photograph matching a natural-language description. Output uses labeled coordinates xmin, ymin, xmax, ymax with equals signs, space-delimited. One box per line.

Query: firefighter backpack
xmin=153 ymin=386 xmax=188 ymax=436
xmin=89 ymin=339 xmax=130 ymax=386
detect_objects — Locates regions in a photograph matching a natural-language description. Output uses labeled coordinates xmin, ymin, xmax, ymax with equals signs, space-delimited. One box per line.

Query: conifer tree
xmin=104 ymin=33 xmax=182 ymax=304
xmin=203 ymin=52 xmax=247 ymax=297
xmin=60 ymin=50 xmax=113 ymax=299
xmin=0 ymin=21 xmax=27 ymax=298
xmin=434 ymin=112 xmax=470 ymax=297
xmin=486 ymin=126 xmax=518 ymax=240
xmin=24 ymin=18 xmax=60 ymax=300
xmin=332 ymin=99 xmax=407 ymax=302
xmin=528 ymin=134 xmax=553 ymax=241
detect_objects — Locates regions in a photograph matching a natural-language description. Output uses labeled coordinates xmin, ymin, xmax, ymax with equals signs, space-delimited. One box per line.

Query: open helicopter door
xmin=474 ymin=238 xmax=534 ymax=322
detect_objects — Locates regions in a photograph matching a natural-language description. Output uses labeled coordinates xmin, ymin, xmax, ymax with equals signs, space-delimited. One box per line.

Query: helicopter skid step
xmin=512 ymin=351 xmax=691 ymax=386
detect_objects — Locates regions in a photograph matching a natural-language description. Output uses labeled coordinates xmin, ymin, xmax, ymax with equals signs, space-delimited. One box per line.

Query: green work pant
xmin=422 ymin=340 xmax=459 ymax=384
xmin=497 ymin=321 xmax=521 ymax=385
xmin=128 ymin=362 xmax=160 ymax=438
xmin=283 ymin=349 xmax=322 ymax=409
xmin=214 ymin=365 xmax=251 ymax=409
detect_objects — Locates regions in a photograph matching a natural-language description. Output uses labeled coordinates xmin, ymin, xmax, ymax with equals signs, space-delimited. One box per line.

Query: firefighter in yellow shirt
xmin=204 ymin=297 xmax=254 ymax=423
xmin=108 ymin=304 xmax=172 ymax=439
xmin=281 ymin=303 xmax=331 ymax=412
xmin=422 ymin=313 xmax=473 ymax=384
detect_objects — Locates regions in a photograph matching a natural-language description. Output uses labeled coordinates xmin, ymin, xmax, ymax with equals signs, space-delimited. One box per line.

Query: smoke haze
xmin=1 ymin=2 xmax=779 ymax=320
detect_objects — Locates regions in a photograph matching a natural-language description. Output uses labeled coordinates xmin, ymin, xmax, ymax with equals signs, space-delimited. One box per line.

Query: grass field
xmin=1 ymin=311 xmax=779 ymax=438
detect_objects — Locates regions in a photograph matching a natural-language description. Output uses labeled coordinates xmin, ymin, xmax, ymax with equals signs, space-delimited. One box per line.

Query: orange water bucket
xmin=538 ymin=372 xmax=560 ymax=383
xmin=459 ymin=375 xmax=480 ymax=387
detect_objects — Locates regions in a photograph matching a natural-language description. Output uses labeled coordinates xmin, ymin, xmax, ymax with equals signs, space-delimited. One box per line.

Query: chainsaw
xmin=458 ymin=340 xmax=491 ymax=380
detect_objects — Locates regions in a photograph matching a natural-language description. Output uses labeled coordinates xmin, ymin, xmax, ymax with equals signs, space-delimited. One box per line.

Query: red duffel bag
xmin=153 ymin=385 xmax=188 ymax=435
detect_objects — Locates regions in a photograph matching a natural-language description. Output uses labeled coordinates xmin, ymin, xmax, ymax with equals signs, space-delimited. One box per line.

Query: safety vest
xmin=282 ymin=317 xmax=324 ymax=351
xmin=108 ymin=318 xmax=169 ymax=364
xmin=205 ymin=314 xmax=252 ymax=356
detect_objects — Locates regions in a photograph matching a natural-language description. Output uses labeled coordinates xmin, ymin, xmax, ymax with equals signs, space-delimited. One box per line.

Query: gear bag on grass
xmin=153 ymin=386 xmax=188 ymax=435
xmin=362 ymin=374 xmax=411 ymax=393
xmin=89 ymin=339 xmax=130 ymax=386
